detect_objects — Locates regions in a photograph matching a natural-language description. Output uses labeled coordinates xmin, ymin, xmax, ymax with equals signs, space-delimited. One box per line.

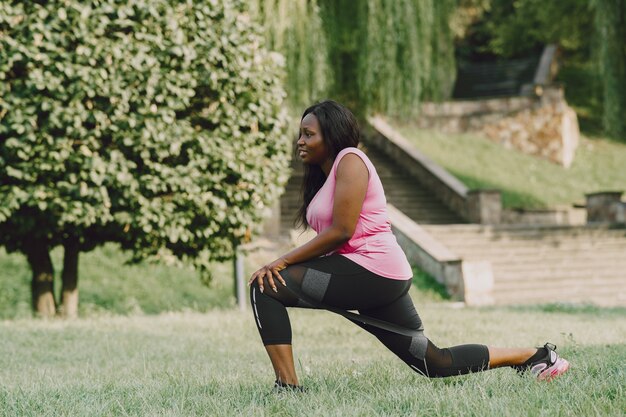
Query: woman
xmin=248 ymin=100 xmax=569 ymax=391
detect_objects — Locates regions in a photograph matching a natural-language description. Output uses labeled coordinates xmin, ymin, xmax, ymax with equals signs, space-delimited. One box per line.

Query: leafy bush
xmin=0 ymin=0 xmax=290 ymax=314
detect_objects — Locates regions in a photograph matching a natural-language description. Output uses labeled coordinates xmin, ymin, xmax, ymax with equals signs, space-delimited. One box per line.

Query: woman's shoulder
xmin=334 ymin=147 xmax=374 ymax=177
xmin=335 ymin=147 xmax=372 ymax=165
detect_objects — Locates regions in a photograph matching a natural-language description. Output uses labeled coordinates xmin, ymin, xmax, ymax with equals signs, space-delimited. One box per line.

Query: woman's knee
xmin=250 ymin=275 xmax=299 ymax=306
xmin=249 ymin=280 xmax=262 ymax=303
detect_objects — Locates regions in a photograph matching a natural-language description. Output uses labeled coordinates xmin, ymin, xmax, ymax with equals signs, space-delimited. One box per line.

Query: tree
xmin=462 ymin=0 xmax=594 ymax=59
xmin=0 ymin=0 xmax=290 ymax=317
xmin=250 ymin=0 xmax=457 ymax=118
xmin=594 ymin=0 xmax=626 ymax=140
xmin=455 ymin=0 xmax=625 ymax=140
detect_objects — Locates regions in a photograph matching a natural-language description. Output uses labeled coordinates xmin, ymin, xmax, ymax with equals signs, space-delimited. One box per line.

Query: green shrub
xmin=0 ymin=0 xmax=290 ymax=315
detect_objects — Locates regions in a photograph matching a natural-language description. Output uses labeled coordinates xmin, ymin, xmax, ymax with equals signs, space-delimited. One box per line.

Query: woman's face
xmin=297 ymin=113 xmax=331 ymax=166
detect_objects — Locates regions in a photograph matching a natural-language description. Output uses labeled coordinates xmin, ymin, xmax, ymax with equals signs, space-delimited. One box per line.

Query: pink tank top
xmin=306 ymin=147 xmax=413 ymax=280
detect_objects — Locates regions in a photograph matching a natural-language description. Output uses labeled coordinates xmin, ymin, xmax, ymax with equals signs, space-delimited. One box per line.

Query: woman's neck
xmin=321 ymin=158 xmax=333 ymax=177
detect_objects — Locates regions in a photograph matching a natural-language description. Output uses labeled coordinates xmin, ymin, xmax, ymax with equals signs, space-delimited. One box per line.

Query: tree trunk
xmin=26 ymin=241 xmax=56 ymax=318
xmin=61 ymin=238 xmax=80 ymax=319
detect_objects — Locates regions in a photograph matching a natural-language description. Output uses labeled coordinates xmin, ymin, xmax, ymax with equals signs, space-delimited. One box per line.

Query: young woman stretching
xmin=248 ymin=100 xmax=570 ymax=391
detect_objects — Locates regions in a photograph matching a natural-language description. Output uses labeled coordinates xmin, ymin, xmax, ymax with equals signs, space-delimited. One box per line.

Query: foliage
xmin=355 ymin=0 xmax=456 ymax=114
xmin=251 ymin=0 xmax=456 ymax=118
xmin=455 ymin=0 xmax=625 ymax=141
xmin=594 ymin=0 xmax=626 ymax=140
xmin=248 ymin=0 xmax=331 ymax=111
xmin=0 ymin=0 xmax=291 ymax=269
xmin=0 ymin=243 xmax=447 ymax=318
xmin=554 ymin=61 xmax=604 ymax=136
xmin=457 ymin=0 xmax=594 ymax=59
xmin=411 ymin=266 xmax=450 ymax=302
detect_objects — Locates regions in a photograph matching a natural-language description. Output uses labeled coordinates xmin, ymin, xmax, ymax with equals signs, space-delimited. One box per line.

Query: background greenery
xmin=0 ymin=0 xmax=291 ymax=263
xmin=0 ymin=2 xmax=623 ymax=412
xmin=250 ymin=0 xmax=456 ymax=117
xmin=454 ymin=0 xmax=625 ymax=140
xmin=0 ymin=0 xmax=291 ymax=316
xmin=0 ymin=246 xmax=234 ymax=320
xmin=0 ymin=246 xmax=448 ymax=320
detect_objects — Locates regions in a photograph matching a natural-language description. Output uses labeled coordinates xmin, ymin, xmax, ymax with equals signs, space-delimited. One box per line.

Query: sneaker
xmin=514 ymin=343 xmax=570 ymax=381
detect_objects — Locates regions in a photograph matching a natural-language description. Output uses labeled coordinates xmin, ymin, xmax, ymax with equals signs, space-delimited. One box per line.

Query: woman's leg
xmin=249 ymin=255 xmax=559 ymax=383
xmin=488 ymin=347 xmax=540 ymax=367
xmin=249 ymin=256 xmax=410 ymax=386
xmin=249 ymin=277 xmax=301 ymax=385
xmin=353 ymin=291 xmax=487 ymax=377
xmin=357 ymin=292 xmax=554 ymax=377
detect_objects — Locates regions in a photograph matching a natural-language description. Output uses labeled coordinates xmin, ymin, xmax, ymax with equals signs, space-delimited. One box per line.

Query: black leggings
xmin=250 ymin=255 xmax=490 ymax=378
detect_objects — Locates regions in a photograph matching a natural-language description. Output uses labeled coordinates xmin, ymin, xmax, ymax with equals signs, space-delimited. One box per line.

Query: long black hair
xmin=296 ymin=100 xmax=361 ymax=229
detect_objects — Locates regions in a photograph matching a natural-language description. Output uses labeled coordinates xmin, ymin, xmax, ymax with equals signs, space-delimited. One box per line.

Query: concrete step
xmin=494 ymin=270 xmax=626 ymax=283
xmin=491 ymin=265 xmax=626 ymax=276
xmin=492 ymin=273 xmax=626 ymax=286
xmin=493 ymin=286 xmax=624 ymax=298
xmin=436 ymin=236 xmax=626 ymax=245
xmin=419 ymin=222 xmax=626 ymax=305
xmin=443 ymin=245 xmax=626 ymax=259
xmin=422 ymin=226 xmax=626 ymax=239
xmin=493 ymin=290 xmax=624 ymax=305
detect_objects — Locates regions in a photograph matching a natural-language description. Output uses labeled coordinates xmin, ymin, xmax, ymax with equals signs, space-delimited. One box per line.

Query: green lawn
xmin=392 ymin=123 xmax=626 ymax=209
xmin=1 ymin=245 xmax=624 ymax=415
xmin=1 ymin=303 xmax=624 ymax=416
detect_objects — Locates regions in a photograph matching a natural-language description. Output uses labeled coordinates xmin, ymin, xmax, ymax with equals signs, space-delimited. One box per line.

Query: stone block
xmin=467 ymin=190 xmax=502 ymax=224
xmin=461 ymin=261 xmax=494 ymax=306
xmin=586 ymin=192 xmax=625 ymax=224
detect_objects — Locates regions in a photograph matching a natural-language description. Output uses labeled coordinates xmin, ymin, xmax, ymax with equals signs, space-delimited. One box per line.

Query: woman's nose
xmin=296 ymin=135 xmax=305 ymax=145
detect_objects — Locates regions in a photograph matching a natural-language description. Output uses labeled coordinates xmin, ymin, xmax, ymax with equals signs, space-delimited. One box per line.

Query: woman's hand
xmin=248 ymin=257 xmax=289 ymax=293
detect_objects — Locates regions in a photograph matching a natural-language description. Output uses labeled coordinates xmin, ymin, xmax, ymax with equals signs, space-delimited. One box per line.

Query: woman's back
xmin=305 ymin=147 xmax=413 ymax=280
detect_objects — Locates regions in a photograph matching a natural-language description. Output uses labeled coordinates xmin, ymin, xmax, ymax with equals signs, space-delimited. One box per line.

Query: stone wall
xmin=388 ymin=205 xmax=495 ymax=306
xmin=501 ymin=206 xmax=587 ymax=225
xmin=417 ymin=86 xmax=580 ymax=167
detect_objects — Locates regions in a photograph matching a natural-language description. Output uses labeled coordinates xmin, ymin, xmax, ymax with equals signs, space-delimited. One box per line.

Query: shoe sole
xmin=537 ymin=358 xmax=570 ymax=381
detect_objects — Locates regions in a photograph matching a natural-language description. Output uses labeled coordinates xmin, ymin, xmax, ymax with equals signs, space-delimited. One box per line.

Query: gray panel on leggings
xmin=301 ymin=268 xmax=331 ymax=302
xmin=409 ymin=332 xmax=428 ymax=360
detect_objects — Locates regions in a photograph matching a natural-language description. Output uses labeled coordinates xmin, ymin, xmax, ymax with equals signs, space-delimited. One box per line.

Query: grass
xmin=0 ymin=302 xmax=624 ymax=416
xmin=1 ymin=244 xmax=624 ymax=415
xmin=392 ymin=123 xmax=626 ymax=209
xmin=411 ymin=266 xmax=450 ymax=302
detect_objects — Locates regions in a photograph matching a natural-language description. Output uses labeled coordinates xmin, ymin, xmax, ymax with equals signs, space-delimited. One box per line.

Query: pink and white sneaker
xmin=514 ymin=343 xmax=570 ymax=381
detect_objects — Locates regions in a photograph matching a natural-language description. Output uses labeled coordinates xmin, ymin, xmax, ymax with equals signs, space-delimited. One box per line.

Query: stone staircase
xmin=421 ymin=224 xmax=626 ymax=306
xmin=279 ymin=146 xmax=462 ymax=231
xmin=364 ymin=145 xmax=463 ymax=224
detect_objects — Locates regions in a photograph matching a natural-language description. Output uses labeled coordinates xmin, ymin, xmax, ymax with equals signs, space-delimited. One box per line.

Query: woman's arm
xmin=249 ymin=153 xmax=369 ymax=292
